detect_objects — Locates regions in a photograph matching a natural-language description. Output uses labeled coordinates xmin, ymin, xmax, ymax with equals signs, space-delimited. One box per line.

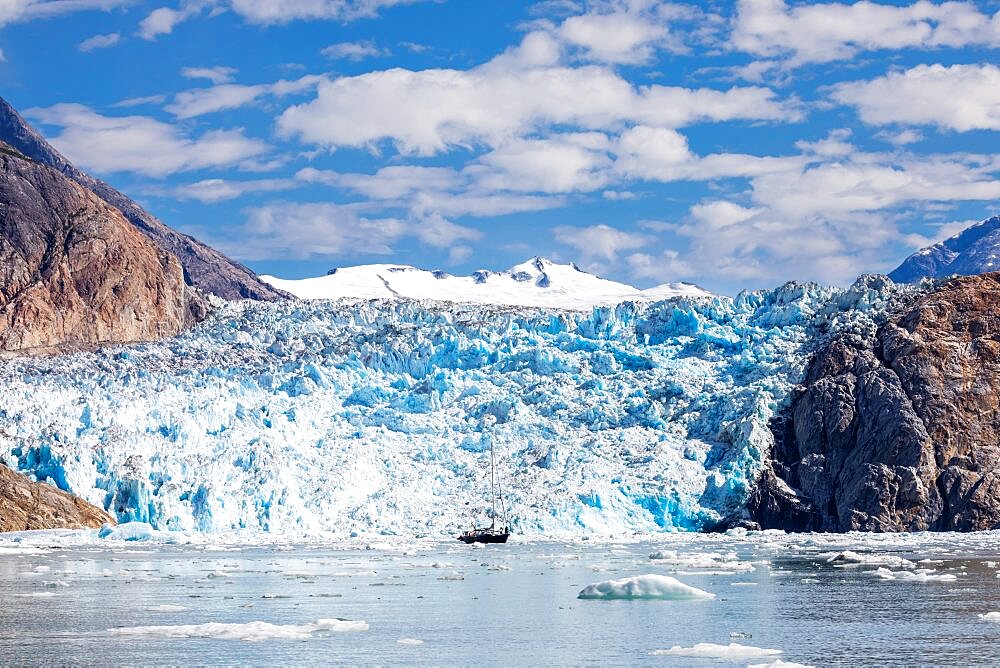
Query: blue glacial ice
xmin=0 ymin=276 xmax=913 ymax=538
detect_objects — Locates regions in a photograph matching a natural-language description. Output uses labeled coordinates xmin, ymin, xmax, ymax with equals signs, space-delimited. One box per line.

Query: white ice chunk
xmin=650 ymin=642 xmax=782 ymax=658
xmin=108 ymin=619 xmax=368 ymax=641
xmin=577 ymin=574 xmax=714 ymax=600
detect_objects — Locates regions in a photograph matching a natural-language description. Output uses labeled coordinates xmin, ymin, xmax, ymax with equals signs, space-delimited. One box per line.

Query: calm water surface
xmin=2 ymin=531 xmax=1000 ymax=666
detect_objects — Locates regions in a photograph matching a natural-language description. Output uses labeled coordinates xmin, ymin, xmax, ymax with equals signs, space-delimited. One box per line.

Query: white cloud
xmin=221 ymin=201 xmax=480 ymax=261
xmin=78 ymin=32 xmax=120 ymax=52
xmin=227 ymin=0 xmax=424 ymax=24
xmin=470 ymin=134 xmax=613 ymax=193
xmin=165 ymin=74 xmax=323 ymax=118
xmin=171 ymin=177 xmax=297 ymax=202
xmin=832 ymin=63 xmax=1000 ymax=131
xmin=138 ymin=5 xmax=202 ymax=40
xmin=27 ymin=103 xmax=269 ymax=177
xmin=321 ymin=40 xmax=388 ymax=61
xmin=0 ymin=0 xmax=129 ymax=26
xmin=731 ymin=0 xmax=1000 ymax=66
xmin=181 ymin=66 xmax=238 ymax=84
xmin=626 ymin=249 xmax=695 ymax=281
xmin=278 ymin=33 xmax=798 ymax=155
xmin=553 ymin=223 xmax=647 ymax=262
xmin=558 ymin=8 xmax=669 ymax=64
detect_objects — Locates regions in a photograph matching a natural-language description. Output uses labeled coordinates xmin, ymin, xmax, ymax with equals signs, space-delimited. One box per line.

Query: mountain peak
xmin=261 ymin=258 xmax=712 ymax=309
xmin=890 ymin=214 xmax=1000 ymax=283
xmin=0 ymin=96 xmax=289 ymax=302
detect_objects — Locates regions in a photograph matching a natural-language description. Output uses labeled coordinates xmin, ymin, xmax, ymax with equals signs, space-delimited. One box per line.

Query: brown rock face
xmin=0 ymin=96 xmax=290 ymax=302
xmin=757 ymin=273 xmax=1000 ymax=531
xmin=0 ymin=463 xmax=113 ymax=531
xmin=0 ymin=143 xmax=206 ymax=351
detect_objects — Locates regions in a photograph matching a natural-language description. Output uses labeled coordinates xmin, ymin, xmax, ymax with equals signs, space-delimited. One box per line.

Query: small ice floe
xmin=108 ymin=619 xmax=368 ymax=641
xmin=649 ymin=550 xmax=754 ymax=572
xmin=98 ymin=522 xmax=176 ymax=543
xmin=16 ymin=592 xmax=58 ymax=598
xmin=577 ymin=574 xmax=714 ymax=600
xmin=978 ymin=612 xmax=1000 ymax=622
xmin=827 ymin=551 xmax=915 ymax=569
xmin=437 ymin=572 xmax=465 ymax=581
xmin=650 ymin=642 xmax=782 ymax=658
xmin=43 ymin=580 xmax=70 ymax=588
xmin=150 ymin=605 xmax=188 ymax=612
xmin=871 ymin=567 xmax=957 ymax=582
xmin=397 ymin=638 xmax=424 ymax=645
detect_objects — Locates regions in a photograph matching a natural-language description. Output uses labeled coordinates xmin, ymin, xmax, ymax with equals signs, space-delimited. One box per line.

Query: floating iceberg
xmin=650 ymin=642 xmax=782 ymax=658
xmin=108 ymin=619 xmax=368 ymax=641
xmin=871 ymin=568 xmax=957 ymax=582
xmin=577 ymin=574 xmax=714 ymax=600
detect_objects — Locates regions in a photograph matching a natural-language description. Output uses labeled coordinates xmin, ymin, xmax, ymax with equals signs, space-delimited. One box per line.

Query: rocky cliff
xmin=0 ymin=96 xmax=289 ymax=302
xmin=754 ymin=272 xmax=1000 ymax=531
xmin=0 ymin=463 xmax=113 ymax=531
xmin=0 ymin=142 xmax=206 ymax=351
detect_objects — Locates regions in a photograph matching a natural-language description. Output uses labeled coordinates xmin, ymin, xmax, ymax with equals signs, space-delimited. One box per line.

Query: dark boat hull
xmin=458 ymin=530 xmax=509 ymax=544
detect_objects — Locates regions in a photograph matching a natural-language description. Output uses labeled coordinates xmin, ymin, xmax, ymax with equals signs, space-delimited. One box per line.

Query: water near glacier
xmin=3 ymin=530 xmax=1000 ymax=666
xmin=0 ymin=276 xmax=914 ymax=538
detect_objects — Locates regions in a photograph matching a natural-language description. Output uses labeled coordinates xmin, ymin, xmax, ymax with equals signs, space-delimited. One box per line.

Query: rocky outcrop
xmin=890 ymin=214 xmax=1000 ymax=282
xmin=0 ymin=463 xmax=113 ymax=531
xmin=0 ymin=96 xmax=289 ymax=302
xmin=0 ymin=142 xmax=207 ymax=351
xmin=756 ymin=273 xmax=1000 ymax=531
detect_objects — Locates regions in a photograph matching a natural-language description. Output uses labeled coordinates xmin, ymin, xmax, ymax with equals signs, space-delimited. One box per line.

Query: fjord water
xmin=3 ymin=532 xmax=1000 ymax=666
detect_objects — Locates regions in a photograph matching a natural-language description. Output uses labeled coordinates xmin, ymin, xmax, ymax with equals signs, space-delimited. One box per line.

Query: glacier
xmin=0 ymin=275 xmax=915 ymax=538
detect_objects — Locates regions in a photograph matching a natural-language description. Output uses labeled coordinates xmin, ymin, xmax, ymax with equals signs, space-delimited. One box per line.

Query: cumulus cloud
xmin=278 ymin=33 xmax=798 ymax=155
xmin=170 ymin=177 xmax=297 ymax=202
xmin=27 ymin=104 xmax=269 ymax=177
xmin=832 ymin=63 xmax=1000 ymax=131
xmin=321 ymin=40 xmax=388 ymax=61
xmin=78 ymin=32 xmax=120 ymax=52
xmin=138 ymin=4 xmax=204 ymax=40
xmin=165 ymin=74 xmax=323 ymax=118
xmin=181 ymin=66 xmax=238 ymax=84
xmin=731 ymin=0 xmax=1000 ymax=66
xmin=0 ymin=0 xmax=129 ymax=26
xmin=227 ymin=0 xmax=425 ymax=24
xmin=222 ymin=201 xmax=480 ymax=260
xmin=553 ymin=223 xmax=648 ymax=262
xmin=660 ymin=150 xmax=1000 ymax=284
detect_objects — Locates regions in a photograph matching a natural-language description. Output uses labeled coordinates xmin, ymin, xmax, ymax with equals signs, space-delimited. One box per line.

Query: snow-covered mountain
xmin=0 ymin=276 xmax=912 ymax=538
xmin=261 ymin=257 xmax=712 ymax=309
xmin=890 ymin=215 xmax=1000 ymax=282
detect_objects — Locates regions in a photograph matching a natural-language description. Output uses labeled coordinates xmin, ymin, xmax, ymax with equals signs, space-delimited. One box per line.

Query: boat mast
xmin=489 ymin=436 xmax=497 ymax=530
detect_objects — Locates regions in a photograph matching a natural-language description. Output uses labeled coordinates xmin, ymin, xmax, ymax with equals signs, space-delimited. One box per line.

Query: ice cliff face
xmin=0 ymin=278 xmax=913 ymax=537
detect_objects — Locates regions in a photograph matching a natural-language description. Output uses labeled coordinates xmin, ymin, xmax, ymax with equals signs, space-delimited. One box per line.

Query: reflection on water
xmin=2 ymin=531 xmax=1000 ymax=666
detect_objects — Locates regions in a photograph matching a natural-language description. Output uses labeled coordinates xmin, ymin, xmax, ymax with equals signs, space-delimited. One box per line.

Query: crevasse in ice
xmin=0 ymin=275 xmax=911 ymax=537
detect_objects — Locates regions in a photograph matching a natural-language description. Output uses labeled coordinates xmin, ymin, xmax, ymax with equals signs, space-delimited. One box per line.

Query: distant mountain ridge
xmin=261 ymin=256 xmax=713 ymax=310
xmin=890 ymin=215 xmax=1000 ymax=283
xmin=0 ymin=96 xmax=288 ymax=302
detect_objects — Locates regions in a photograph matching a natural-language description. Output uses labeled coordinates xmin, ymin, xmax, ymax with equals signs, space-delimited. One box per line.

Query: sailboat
xmin=457 ymin=435 xmax=510 ymax=544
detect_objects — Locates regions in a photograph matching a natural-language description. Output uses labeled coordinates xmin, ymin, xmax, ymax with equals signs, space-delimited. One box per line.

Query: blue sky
xmin=1 ymin=0 xmax=998 ymax=294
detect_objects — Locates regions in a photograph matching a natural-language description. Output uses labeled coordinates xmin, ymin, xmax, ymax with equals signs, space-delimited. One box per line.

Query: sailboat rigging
xmin=458 ymin=435 xmax=510 ymax=544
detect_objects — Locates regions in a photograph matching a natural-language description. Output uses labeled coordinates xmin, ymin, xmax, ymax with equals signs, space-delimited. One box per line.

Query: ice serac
xmin=261 ymin=256 xmax=711 ymax=310
xmin=0 ymin=142 xmax=206 ymax=351
xmin=0 ymin=463 xmax=114 ymax=531
xmin=755 ymin=273 xmax=1000 ymax=531
xmin=0 ymin=275 xmax=909 ymax=537
xmin=889 ymin=215 xmax=1000 ymax=282
xmin=0 ymin=96 xmax=289 ymax=302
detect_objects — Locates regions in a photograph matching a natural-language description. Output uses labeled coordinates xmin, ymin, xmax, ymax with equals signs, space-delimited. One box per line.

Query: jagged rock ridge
xmin=0 ymin=96 xmax=288 ymax=302
xmin=755 ymin=273 xmax=1000 ymax=531
xmin=890 ymin=215 xmax=1000 ymax=283
xmin=0 ymin=141 xmax=206 ymax=351
xmin=0 ymin=463 xmax=113 ymax=531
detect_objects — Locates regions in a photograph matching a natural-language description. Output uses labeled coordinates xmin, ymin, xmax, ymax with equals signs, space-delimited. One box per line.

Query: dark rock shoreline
xmin=751 ymin=272 xmax=1000 ymax=532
